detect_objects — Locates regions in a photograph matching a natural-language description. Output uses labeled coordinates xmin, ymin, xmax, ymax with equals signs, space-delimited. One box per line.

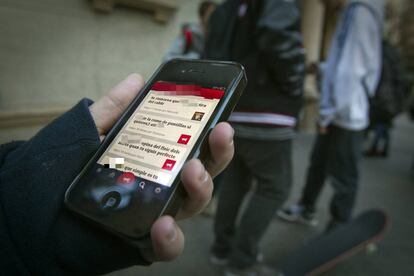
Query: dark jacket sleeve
xmin=0 ymin=99 xmax=150 ymax=275
xmin=256 ymin=0 xmax=305 ymax=97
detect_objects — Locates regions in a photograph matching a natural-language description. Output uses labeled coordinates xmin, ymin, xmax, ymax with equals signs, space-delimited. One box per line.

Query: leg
xmin=213 ymin=138 xmax=252 ymax=258
xmin=369 ymin=124 xmax=381 ymax=154
xmin=299 ymin=133 xmax=331 ymax=211
xmin=380 ymin=124 xmax=390 ymax=156
xmin=229 ymin=139 xmax=292 ymax=268
xmin=327 ymin=126 xmax=363 ymax=223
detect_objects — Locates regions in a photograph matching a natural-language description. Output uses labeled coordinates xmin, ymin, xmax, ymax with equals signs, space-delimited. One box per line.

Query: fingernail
xmin=200 ymin=168 xmax=209 ymax=183
xmin=166 ymin=224 xmax=177 ymax=242
xmin=229 ymin=136 xmax=234 ymax=145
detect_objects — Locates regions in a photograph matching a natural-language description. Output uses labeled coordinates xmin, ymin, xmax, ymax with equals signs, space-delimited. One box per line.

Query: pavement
xmin=107 ymin=115 xmax=414 ymax=276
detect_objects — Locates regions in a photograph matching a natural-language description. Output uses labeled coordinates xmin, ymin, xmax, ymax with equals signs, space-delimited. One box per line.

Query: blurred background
xmin=0 ymin=0 xmax=201 ymax=142
xmin=0 ymin=0 xmax=412 ymax=141
xmin=0 ymin=0 xmax=413 ymax=275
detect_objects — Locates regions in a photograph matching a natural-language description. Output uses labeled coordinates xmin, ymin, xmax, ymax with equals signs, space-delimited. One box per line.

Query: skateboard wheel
xmin=365 ymin=243 xmax=378 ymax=254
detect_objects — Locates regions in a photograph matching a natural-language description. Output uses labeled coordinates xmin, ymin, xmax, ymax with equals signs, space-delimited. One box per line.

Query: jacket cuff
xmin=0 ymin=99 xmax=151 ymax=275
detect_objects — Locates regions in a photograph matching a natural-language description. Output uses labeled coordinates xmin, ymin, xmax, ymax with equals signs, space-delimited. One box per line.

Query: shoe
xmin=224 ymin=263 xmax=282 ymax=276
xmin=277 ymin=204 xmax=318 ymax=226
xmin=210 ymin=251 xmax=264 ymax=266
xmin=364 ymin=149 xmax=379 ymax=157
xmin=379 ymin=150 xmax=389 ymax=158
xmin=210 ymin=252 xmax=229 ymax=266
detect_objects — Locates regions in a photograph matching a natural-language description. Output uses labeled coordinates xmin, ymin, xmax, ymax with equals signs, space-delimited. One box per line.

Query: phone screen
xmin=99 ymin=81 xmax=224 ymax=187
xmin=67 ymin=80 xmax=227 ymax=237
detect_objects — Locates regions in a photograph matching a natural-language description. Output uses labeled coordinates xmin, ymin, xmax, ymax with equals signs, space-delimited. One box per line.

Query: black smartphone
xmin=65 ymin=59 xmax=246 ymax=241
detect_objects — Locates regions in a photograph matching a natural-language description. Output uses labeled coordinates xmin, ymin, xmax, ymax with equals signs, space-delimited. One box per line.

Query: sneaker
xmin=210 ymin=252 xmax=264 ymax=266
xmin=224 ymin=263 xmax=282 ymax=276
xmin=364 ymin=149 xmax=379 ymax=157
xmin=210 ymin=252 xmax=229 ymax=266
xmin=277 ymin=204 xmax=318 ymax=226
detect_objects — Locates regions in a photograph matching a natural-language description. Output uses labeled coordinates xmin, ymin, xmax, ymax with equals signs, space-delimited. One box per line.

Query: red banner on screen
xmin=151 ymin=82 xmax=224 ymax=99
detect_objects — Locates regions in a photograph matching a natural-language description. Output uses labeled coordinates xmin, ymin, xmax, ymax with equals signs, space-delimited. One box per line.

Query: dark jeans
xmin=213 ymin=137 xmax=292 ymax=268
xmin=300 ymin=125 xmax=363 ymax=222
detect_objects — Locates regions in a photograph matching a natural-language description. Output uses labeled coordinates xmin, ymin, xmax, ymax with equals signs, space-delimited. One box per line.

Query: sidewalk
xmin=110 ymin=115 xmax=414 ymax=276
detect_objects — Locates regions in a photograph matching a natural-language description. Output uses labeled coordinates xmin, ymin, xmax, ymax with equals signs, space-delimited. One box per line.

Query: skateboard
xmin=279 ymin=209 xmax=390 ymax=275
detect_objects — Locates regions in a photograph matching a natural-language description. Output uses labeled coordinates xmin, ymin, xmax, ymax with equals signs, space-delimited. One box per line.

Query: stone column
xmin=299 ymin=0 xmax=325 ymax=132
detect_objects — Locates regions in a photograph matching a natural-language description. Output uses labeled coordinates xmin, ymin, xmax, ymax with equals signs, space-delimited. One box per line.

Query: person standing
xmin=364 ymin=40 xmax=407 ymax=158
xmin=278 ymin=0 xmax=384 ymax=229
xmin=205 ymin=0 xmax=305 ymax=275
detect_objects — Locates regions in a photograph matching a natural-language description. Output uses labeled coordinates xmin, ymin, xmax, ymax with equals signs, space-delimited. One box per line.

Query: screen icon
xmin=162 ymin=159 xmax=176 ymax=171
xmin=139 ymin=181 xmax=146 ymax=189
xmin=101 ymin=191 xmax=121 ymax=210
xmin=117 ymin=172 xmax=136 ymax=185
xmin=177 ymin=134 xmax=191 ymax=145
xmin=191 ymin=111 xmax=205 ymax=121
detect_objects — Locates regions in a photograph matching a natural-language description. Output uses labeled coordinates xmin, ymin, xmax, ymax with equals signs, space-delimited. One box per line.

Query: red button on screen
xmin=162 ymin=159 xmax=176 ymax=171
xmin=177 ymin=134 xmax=191 ymax=145
xmin=117 ymin=172 xmax=136 ymax=185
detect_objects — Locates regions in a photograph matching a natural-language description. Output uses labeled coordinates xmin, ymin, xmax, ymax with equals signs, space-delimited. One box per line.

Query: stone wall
xmin=0 ymin=0 xmax=198 ymax=112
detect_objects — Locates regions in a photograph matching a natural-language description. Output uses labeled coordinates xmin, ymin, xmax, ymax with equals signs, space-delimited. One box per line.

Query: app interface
xmin=97 ymin=81 xmax=224 ymax=188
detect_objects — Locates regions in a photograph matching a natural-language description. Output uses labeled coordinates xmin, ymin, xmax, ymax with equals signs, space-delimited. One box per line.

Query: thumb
xmin=89 ymin=74 xmax=145 ymax=136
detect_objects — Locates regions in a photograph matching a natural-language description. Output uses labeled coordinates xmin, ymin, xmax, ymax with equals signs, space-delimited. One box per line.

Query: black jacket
xmin=204 ymin=0 xmax=305 ymax=128
xmin=0 ymin=99 xmax=149 ymax=275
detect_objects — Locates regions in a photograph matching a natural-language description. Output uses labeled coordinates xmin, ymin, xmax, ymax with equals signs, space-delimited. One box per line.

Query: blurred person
xmin=205 ymin=0 xmax=305 ymax=275
xmin=408 ymin=82 xmax=414 ymax=172
xmin=163 ymin=1 xmax=216 ymax=61
xmin=278 ymin=0 xmax=384 ymax=229
xmin=364 ymin=40 xmax=408 ymax=158
xmin=410 ymin=87 xmax=414 ymax=121
xmin=0 ymin=74 xmax=234 ymax=274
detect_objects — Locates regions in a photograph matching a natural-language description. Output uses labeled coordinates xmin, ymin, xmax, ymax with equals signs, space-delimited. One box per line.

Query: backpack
xmin=368 ymin=41 xmax=407 ymax=122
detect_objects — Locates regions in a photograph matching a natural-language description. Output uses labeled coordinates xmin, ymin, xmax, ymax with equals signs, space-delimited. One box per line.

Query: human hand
xmin=89 ymin=74 xmax=234 ymax=261
xmin=318 ymin=125 xmax=328 ymax=135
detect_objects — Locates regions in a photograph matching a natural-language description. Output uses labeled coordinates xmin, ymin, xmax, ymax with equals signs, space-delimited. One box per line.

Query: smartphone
xmin=65 ymin=59 xmax=246 ymax=241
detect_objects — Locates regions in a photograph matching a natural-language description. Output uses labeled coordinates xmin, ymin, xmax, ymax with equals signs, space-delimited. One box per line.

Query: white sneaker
xmin=224 ymin=263 xmax=282 ymax=276
xmin=277 ymin=204 xmax=318 ymax=226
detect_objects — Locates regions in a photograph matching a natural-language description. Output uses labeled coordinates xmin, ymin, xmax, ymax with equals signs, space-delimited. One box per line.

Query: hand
xmin=89 ymin=74 xmax=234 ymax=261
xmin=318 ymin=125 xmax=328 ymax=135
xmin=317 ymin=121 xmax=328 ymax=135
